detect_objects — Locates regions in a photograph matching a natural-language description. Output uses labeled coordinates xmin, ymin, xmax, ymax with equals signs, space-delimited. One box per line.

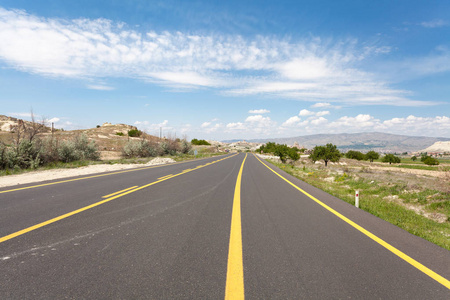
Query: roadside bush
xmin=115 ymin=132 xmax=124 ymax=136
xmin=159 ymin=140 xmax=180 ymax=156
xmin=58 ymin=135 xmax=100 ymax=163
xmin=122 ymin=140 xmax=158 ymax=158
xmin=37 ymin=137 xmax=60 ymax=164
xmin=180 ymin=139 xmax=192 ymax=154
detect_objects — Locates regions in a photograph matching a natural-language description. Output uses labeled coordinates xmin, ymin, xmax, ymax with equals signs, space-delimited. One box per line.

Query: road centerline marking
xmin=254 ymin=154 xmax=450 ymax=290
xmin=101 ymin=186 xmax=139 ymax=198
xmin=225 ymin=153 xmax=247 ymax=300
xmin=0 ymin=154 xmax=238 ymax=245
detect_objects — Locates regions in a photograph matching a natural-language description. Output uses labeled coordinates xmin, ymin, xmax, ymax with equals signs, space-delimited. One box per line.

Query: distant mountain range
xmin=223 ymin=132 xmax=450 ymax=152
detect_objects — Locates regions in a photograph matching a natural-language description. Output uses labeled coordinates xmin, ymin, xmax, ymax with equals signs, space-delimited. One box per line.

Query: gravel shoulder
xmin=0 ymin=157 xmax=176 ymax=188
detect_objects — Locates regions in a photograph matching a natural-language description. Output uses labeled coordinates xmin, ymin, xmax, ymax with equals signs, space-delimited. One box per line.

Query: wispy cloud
xmin=87 ymin=84 xmax=115 ymax=91
xmin=420 ymin=19 xmax=448 ymax=28
xmin=249 ymin=109 xmax=270 ymax=114
xmin=0 ymin=7 xmax=430 ymax=106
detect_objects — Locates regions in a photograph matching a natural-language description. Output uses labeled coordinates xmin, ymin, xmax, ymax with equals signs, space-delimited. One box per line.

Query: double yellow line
xmin=0 ymin=154 xmax=237 ymax=244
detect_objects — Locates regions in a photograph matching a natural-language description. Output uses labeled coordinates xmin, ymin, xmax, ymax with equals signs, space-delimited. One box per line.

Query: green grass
xmin=395 ymin=165 xmax=439 ymax=171
xmin=268 ymin=160 xmax=450 ymax=250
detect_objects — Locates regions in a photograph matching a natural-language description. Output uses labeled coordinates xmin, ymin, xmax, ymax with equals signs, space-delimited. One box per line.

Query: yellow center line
xmin=225 ymin=153 xmax=247 ymax=300
xmin=102 ymin=186 xmax=139 ymax=198
xmin=158 ymin=174 xmax=174 ymax=180
xmin=0 ymin=154 xmax=231 ymax=194
xmin=253 ymin=154 xmax=450 ymax=290
xmin=0 ymin=154 xmax=238 ymax=245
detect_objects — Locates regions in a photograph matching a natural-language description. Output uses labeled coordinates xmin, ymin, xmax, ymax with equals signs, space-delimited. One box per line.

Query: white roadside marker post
xmin=355 ymin=190 xmax=359 ymax=208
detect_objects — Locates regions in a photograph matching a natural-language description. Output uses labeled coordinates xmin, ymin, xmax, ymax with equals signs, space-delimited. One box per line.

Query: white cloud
xmin=47 ymin=117 xmax=60 ymax=123
xmin=134 ymin=119 xmax=172 ymax=133
xmin=311 ymin=102 xmax=330 ymax=108
xmin=87 ymin=84 xmax=115 ymax=91
xmin=316 ymin=111 xmax=330 ymax=117
xmin=204 ymin=123 xmax=223 ymax=133
xmin=249 ymin=109 xmax=270 ymax=114
xmin=420 ymin=20 xmax=448 ymax=28
xmin=201 ymin=122 xmax=211 ymax=128
xmin=282 ymin=116 xmax=301 ymax=127
xmin=277 ymin=57 xmax=331 ymax=80
xmin=226 ymin=122 xmax=246 ymax=130
xmin=330 ymin=114 xmax=377 ymax=128
xmin=310 ymin=117 xmax=328 ymax=125
xmin=245 ymin=115 xmax=269 ymax=123
xmin=0 ymin=7 xmax=428 ymax=106
xmin=299 ymin=109 xmax=314 ymax=116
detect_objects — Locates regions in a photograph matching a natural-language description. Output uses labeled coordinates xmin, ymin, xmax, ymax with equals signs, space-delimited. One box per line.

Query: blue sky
xmin=0 ymin=0 xmax=449 ymax=140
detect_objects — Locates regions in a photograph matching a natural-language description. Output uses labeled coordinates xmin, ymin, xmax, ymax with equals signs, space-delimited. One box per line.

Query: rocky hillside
xmin=421 ymin=141 xmax=450 ymax=153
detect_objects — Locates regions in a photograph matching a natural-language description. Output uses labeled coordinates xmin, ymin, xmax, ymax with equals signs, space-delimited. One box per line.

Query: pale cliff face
xmin=422 ymin=141 xmax=450 ymax=153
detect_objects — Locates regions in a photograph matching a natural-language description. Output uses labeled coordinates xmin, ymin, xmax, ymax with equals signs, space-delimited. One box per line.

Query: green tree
xmin=310 ymin=143 xmax=341 ymax=167
xmin=423 ymin=156 xmax=439 ymax=165
xmin=411 ymin=156 xmax=417 ymax=161
xmin=382 ymin=154 xmax=401 ymax=164
xmin=365 ymin=151 xmax=380 ymax=163
xmin=345 ymin=150 xmax=365 ymax=161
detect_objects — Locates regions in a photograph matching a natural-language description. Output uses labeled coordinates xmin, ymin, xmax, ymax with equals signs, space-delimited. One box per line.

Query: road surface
xmin=0 ymin=153 xmax=449 ymax=299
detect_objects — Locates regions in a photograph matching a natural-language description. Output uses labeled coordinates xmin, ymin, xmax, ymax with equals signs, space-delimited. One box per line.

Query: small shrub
xmin=115 ymin=132 xmax=124 ymax=136
xmin=191 ymin=138 xmax=211 ymax=146
xmin=128 ymin=129 xmax=142 ymax=137
xmin=122 ymin=140 xmax=157 ymax=158
xmin=58 ymin=134 xmax=100 ymax=163
xmin=180 ymin=139 xmax=192 ymax=154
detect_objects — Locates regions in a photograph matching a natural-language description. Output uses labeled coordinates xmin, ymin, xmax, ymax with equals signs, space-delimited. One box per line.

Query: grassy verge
xmin=268 ymin=160 xmax=450 ymax=250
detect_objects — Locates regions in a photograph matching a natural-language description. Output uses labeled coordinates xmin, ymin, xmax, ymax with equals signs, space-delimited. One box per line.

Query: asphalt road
xmin=0 ymin=153 xmax=449 ymax=299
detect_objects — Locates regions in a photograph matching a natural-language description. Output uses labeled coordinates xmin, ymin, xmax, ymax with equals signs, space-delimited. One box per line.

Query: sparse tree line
xmin=261 ymin=142 xmax=441 ymax=167
xmin=258 ymin=142 xmax=301 ymax=163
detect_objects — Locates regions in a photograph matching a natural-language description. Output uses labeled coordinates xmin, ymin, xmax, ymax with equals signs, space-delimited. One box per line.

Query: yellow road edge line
xmin=102 ymin=186 xmax=139 ymax=198
xmin=0 ymin=154 xmax=232 ymax=194
xmin=253 ymin=154 xmax=450 ymax=290
xmin=225 ymin=153 xmax=247 ymax=300
xmin=0 ymin=154 xmax=237 ymax=245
